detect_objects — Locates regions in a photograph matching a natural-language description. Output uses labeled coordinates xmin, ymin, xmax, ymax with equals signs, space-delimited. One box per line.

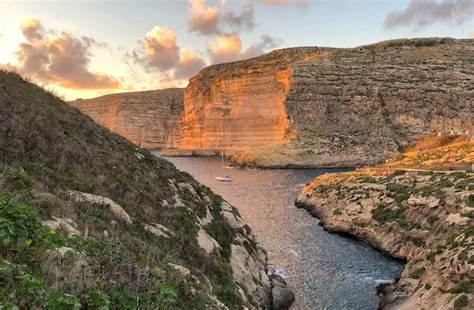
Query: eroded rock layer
xmin=165 ymin=47 xmax=330 ymax=154
xmin=166 ymin=38 xmax=472 ymax=167
xmin=69 ymin=89 xmax=183 ymax=149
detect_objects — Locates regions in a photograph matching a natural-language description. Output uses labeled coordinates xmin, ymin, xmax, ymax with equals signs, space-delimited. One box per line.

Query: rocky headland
xmin=0 ymin=70 xmax=293 ymax=309
xmin=295 ymin=133 xmax=473 ymax=309
xmin=69 ymin=88 xmax=183 ymax=149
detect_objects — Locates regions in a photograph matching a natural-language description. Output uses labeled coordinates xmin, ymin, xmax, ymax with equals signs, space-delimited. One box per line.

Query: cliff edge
xmin=69 ymin=88 xmax=184 ymax=149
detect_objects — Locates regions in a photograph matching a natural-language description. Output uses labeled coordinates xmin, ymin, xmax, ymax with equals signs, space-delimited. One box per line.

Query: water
xmin=163 ymin=156 xmax=404 ymax=310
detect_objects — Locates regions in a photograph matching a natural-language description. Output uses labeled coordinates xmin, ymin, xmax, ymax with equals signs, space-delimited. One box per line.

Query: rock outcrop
xmin=295 ymin=135 xmax=474 ymax=309
xmin=164 ymin=47 xmax=330 ymax=155
xmin=164 ymin=38 xmax=473 ymax=167
xmin=0 ymin=71 xmax=292 ymax=309
xmin=69 ymin=89 xmax=183 ymax=149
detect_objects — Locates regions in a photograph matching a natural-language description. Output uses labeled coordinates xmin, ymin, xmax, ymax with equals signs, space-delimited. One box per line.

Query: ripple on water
xmin=163 ymin=156 xmax=404 ymax=310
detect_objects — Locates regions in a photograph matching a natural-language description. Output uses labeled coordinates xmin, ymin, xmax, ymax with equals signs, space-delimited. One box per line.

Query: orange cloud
xmin=207 ymin=34 xmax=281 ymax=64
xmin=207 ymin=35 xmax=242 ymax=64
xmin=16 ymin=18 xmax=119 ymax=90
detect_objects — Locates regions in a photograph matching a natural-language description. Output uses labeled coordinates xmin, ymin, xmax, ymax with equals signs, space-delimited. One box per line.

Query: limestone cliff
xmin=163 ymin=38 xmax=473 ymax=167
xmin=295 ymin=134 xmax=474 ymax=309
xmin=69 ymin=89 xmax=183 ymax=149
xmin=164 ymin=47 xmax=330 ymax=155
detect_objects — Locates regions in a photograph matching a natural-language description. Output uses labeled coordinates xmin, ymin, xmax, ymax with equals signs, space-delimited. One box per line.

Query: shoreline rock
xmin=295 ymin=168 xmax=473 ymax=309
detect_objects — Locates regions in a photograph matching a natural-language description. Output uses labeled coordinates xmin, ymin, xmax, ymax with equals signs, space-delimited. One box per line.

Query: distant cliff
xmin=165 ymin=38 xmax=473 ymax=167
xmin=69 ymin=89 xmax=183 ymax=149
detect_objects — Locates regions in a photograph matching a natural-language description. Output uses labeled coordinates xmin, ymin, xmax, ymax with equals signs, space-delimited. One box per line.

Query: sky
xmin=0 ymin=0 xmax=473 ymax=100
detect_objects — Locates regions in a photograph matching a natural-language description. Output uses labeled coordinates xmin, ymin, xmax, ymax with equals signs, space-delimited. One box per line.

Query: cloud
xmin=188 ymin=0 xmax=221 ymax=35
xmin=16 ymin=18 xmax=120 ymax=89
xmin=188 ymin=0 xmax=256 ymax=36
xmin=207 ymin=34 xmax=281 ymax=64
xmin=240 ymin=34 xmax=282 ymax=59
xmin=175 ymin=48 xmax=206 ymax=79
xmin=385 ymin=0 xmax=474 ymax=29
xmin=207 ymin=35 xmax=242 ymax=63
xmin=136 ymin=26 xmax=180 ymax=71
xmin=261 ymin=0 xmax=310 ymax=6
xmin=134 ymin=25 xmax=206 ymax=80
xmin=470 ymin=32 xmax=474 ymax=39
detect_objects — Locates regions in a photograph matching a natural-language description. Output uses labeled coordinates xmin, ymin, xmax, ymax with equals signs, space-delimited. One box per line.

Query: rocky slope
xmin=69 ymin=89 xmax=183 ymax=149
xmin=161 ymin=38 xmax=472 ymax=167
xmin=295 ymin=134 xmax=473 ymax=309
xmin=0 ymin=71 xmax=293 ymax=309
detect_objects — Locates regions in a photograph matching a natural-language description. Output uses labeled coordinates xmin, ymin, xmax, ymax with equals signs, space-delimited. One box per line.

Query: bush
xmin=453 ymin=295 xmax=468 ymax=309
xmin=0 ymin=193 xmax=42 ymax=248
xmin=44 ymin=292 xmax=81 ymax=309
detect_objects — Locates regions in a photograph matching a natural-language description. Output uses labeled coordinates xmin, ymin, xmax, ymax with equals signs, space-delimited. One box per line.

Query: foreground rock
xmin=295 ymin=136 xmax=473 ymax=309
xmin=69 ymin=88 xmax=183 ymax=149
xmin=0 ymin=71 xmax=292 ymax=309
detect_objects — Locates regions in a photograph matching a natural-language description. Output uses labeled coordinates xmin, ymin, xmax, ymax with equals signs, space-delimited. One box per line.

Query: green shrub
xmin=453 ymin=295 xmax=468 ymax=310
xmin=44 ymin=292 xmax=81 ymax=309
xmin=0 ymin=193 xmax=42 ymax=248
xmin=84 ymin=287 xmax=110 ymax=309
xmin=4 ymin=167 xmax=32 ymax=189
xmin=449 ymin=282 xmax=473 ymax=294
xmin=372 ymin=203 xmax=405 ymax=223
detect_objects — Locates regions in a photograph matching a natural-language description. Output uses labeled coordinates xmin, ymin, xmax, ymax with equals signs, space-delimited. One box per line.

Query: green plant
xmin=425 ymin=283 xmax=432 ymax=290
xmin=0 ymin=193 xmax=42 ymax=248
xmin=84 ymin=287 xmax=111 ymax=310
xmin=44 ymin=292 xmax=81 ymax=309
xmin=4 ymin=167 xmax=32 ymax=189
xmin=453 ymin=295 xmax=468 ymax=309
xmin=449 ymin=282 xmax=473 ymax=294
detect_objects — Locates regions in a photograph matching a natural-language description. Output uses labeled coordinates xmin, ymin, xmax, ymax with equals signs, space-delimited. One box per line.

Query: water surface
xmin=163 ymin=156 xmax=403 ymax=309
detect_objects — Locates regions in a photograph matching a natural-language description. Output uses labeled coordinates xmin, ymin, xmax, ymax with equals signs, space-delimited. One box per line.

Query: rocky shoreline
xmin=295 ymin=168 xmax=473 ymax=309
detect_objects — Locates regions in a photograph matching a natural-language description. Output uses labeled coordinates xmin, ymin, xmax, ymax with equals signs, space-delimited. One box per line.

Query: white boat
xmin=215 ymin=175 xmax=233 ymax=182
xmin=215 ymin=152 xmax=233 ymax=182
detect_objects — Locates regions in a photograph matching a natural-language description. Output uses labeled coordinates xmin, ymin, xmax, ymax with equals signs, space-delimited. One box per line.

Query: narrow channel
xmin=164 ymin=156 xmax=404 ymax=309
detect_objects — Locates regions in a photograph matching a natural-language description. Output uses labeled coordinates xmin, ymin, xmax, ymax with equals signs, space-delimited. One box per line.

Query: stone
xmin=43 ymin=216 xmax=80 ymax=236
xmin=270 ymin=274 xmax=295 ymax=310
xmin=197 ymin=228 xmax=220 ymax=255
xmin=68 ymin=190 xmax=133 ymax=225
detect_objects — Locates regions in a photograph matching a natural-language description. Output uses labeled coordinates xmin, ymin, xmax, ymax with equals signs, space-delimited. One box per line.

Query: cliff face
xmin=165 ymin=48 xmax=330 ymax=154
xmin=163 ymin=38 xmax=472 ymax=167
xmin=0 ymin=71 xmax=290 ymax=309
xmin=295 ymin=135 xmax=474 ymax=309
xmin=69 ymin=89 xmax=183 ymax=149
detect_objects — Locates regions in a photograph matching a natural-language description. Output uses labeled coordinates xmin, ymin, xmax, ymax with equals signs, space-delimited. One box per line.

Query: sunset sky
xmin=1 ymin=0 xmax=472 ymax=100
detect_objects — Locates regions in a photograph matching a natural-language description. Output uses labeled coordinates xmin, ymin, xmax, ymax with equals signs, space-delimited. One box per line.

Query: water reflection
xmin=161 ymin=156 xmax=403 ymax=310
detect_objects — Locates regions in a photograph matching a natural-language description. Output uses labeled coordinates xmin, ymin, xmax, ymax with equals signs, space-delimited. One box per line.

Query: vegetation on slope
xmin=0 ymin=71 xmax=264 ymax=309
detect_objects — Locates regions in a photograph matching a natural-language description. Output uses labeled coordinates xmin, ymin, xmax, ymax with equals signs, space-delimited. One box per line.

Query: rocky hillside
xmin=69 ymin=89 xmax=183 ymax=149
xmin=0 ymin=71 xmax=293 ymax=309
xmin=295 ymin=134 xmax=473 ymax=309
xmin=160 ymin=38 xmax=472 ymax=167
